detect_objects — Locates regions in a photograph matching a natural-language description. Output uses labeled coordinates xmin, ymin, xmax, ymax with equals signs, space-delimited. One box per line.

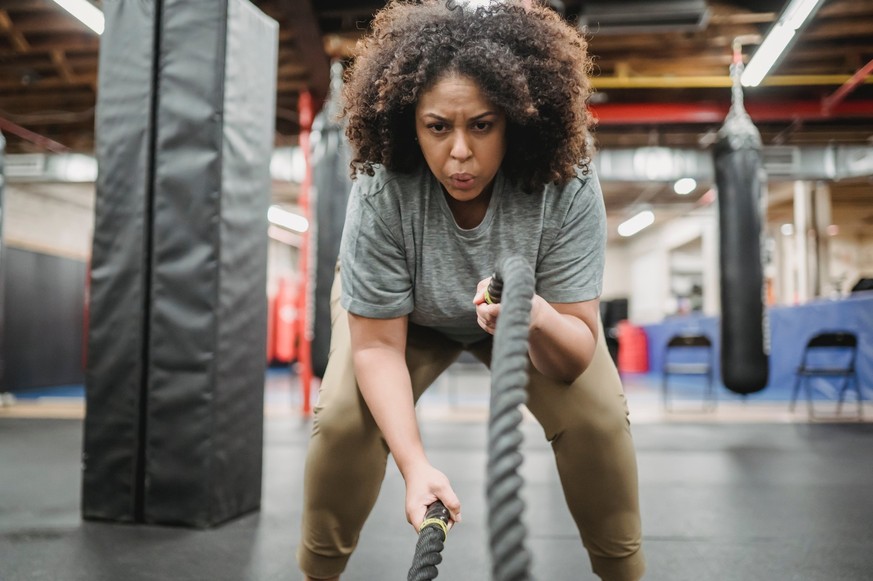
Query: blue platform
xmin=641 ymin=292 xmax=873 ymax=401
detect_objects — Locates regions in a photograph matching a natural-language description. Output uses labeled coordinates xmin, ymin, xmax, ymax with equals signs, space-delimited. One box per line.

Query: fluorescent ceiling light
xmin=53 ymin=0 xmax=104 ymax=35
xmin=673 ymin=177 xmax=697 ymax=195
xmin=268 ymin=206 xmax=309 ymax=233
xmin=741 ymin=0 xmax=824 ymax=87
xmin=618 ymin=210 xmax=655 ymax=237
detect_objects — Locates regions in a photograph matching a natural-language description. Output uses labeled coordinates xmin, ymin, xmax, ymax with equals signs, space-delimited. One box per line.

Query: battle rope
xmin=485 ymin=256 xmax=534 ymax=581
xmin=407 ymin=256 xmax=534 ymax=580
xmin=408 ymin=500 xmax=451 ymax=581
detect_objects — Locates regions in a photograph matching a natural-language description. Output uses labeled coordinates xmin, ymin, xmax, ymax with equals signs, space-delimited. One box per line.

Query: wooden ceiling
xmin=1 ymin=0 xmax=871 ymax=234
xmin=1 ymin=0 xmax=872 ymax=154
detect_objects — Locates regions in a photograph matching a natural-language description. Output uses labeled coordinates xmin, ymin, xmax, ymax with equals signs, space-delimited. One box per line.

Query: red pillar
xmin=297 ymin=92 xmax=315 ymax=415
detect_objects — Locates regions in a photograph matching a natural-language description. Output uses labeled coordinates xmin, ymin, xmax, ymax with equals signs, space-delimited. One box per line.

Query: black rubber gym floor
xmin=2 ymin=415 xmax=872 ymax=580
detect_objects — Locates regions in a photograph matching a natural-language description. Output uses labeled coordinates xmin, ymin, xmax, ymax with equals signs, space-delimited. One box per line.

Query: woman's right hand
xmin=402 ymin=461 xmax=462 ymax=533
xmin=473 ymin=276 xmax=501 ymax=335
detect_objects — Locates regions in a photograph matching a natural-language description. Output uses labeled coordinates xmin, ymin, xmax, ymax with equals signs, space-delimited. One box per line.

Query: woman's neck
xmin=443 ymin=184 xmax=494 ymax=229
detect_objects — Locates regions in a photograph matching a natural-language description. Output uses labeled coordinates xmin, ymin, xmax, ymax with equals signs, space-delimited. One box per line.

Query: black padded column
xmin=83 ymin=0 xmax=277 ymax=527
xmin=82 ymin=0 xmax=159 ymax=522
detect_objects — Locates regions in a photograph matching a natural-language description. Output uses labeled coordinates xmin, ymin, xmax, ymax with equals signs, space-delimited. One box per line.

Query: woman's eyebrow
xmin=420 ymin=111 xmax=499 ymax=121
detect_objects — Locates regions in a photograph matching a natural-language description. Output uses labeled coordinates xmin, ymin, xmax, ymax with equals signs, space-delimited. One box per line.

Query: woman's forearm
xmin=353 ymin=346 xmax=428 ymax=476
xmin=527 ymin=295 xmax=597 ymax=383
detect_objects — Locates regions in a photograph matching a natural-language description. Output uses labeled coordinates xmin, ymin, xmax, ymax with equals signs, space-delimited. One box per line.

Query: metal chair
xmin=662 ymin=333 xmax=716 ymax=411
xmin=789 ymin=331 xmax=862 ymax=420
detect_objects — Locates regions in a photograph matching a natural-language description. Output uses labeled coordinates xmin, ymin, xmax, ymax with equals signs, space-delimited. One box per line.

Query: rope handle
xmin=483 ymin=272 xmax=503 ymax=305
xmin=418 ymin=500 xmax=451 ymax=542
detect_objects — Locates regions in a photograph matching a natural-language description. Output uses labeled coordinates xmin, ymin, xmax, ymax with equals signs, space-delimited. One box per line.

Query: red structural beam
xmin=822 ymin=59 xmax=873 ymax=114
xmin=0 ymin=115 xmax=70 ymax=153
xmin=591 ymin=100 xmax=873 ymax=125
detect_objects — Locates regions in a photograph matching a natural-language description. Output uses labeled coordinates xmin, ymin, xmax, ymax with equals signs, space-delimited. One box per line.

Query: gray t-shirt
xmin=339 ymin=164 xmax=606 ymax=344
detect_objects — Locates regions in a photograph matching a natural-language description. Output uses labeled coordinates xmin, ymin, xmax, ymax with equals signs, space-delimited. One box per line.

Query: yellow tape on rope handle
xmin=419 ymin=517 xmax=449 ymax=542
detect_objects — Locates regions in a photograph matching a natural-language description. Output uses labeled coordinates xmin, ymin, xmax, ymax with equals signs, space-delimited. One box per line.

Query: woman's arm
xmin=474 ymin=280 xmax=599 ymax=383
xmin=527 ymin=295 xmax=599 ymax=382
xmin=348 ymin=313 xmax=462 ymax=529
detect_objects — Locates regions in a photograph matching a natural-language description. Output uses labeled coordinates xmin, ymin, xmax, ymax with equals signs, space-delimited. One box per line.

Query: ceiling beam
xmin=0 ymin=76 xmax=94 ymax=91
xmin=0 ymin=94 xmax=94 ymax=111
xmin=50 ymin=49 xmax=75 ymax=83
xmin=1 ymin=0 xmax=57 ymax=8
xmin=0 ymin=115 xmax=70 ymax=152
xmin=592 ymin=100 xmax=873 ymax=125
xmin=822 ymin=58 xmax=873 ymax=114
xmin=0 ymin=9 xmax=30 ymax=51
xmin=11 ymin=14 xmax=94 ymax=34
xmin=591 ymin=73 xmax=873 ymax=89
xmin=17 ymin=34 xmax=99 ymax=52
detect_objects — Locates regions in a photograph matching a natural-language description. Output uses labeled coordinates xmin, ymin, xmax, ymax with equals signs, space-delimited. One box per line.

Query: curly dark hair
xmin=342 ymin=0 xmax=595 ymax=193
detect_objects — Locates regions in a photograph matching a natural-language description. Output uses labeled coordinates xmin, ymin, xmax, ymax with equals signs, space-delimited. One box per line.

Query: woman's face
xmin=415 ymin=74 xmax=507 ymax=203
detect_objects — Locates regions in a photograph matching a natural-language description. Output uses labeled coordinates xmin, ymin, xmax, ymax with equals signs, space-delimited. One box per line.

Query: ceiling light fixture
xmin=52 ymin=0 xmax=104 ymax=35
xmin=673 ymin=177 xmax=697 ymax=195
xmin=617 ymin=210 xmax=655 ymax=237
xmin=268 ymin=206 xmax=309 ymax=233
xmin=741 ymin=0 xmax=825 ymax=87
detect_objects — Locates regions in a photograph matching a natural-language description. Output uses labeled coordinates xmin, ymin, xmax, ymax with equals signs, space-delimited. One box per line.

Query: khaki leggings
xmin=297 ymin=274 xmax=645 ymax=580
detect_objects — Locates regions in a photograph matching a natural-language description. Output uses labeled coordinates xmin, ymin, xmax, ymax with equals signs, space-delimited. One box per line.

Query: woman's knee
xmin=527 ymin=347 xmax=629 ymax=440
xmin=312 ymin=396 xmax=383 ymax=448
xmin=551 ymin=407 xmax=630 ymax=446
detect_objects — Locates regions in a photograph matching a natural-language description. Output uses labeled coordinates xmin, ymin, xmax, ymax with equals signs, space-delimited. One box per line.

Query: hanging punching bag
xmin=713 ymin=48 xmax=769 ymax=394
xmin=310 ymin=62 xmax=353 ymax=378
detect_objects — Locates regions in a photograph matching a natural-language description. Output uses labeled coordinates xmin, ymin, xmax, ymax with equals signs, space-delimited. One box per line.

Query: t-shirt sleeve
xmin=536 ymin=174 xmax=606 ymax=303
xmin=339 ymin=179 xmax=414 ymax=318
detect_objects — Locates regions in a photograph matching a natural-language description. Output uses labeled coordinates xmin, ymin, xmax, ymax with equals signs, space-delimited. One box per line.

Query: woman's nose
xmin=450 ymin=131 xmax=472 ymax=161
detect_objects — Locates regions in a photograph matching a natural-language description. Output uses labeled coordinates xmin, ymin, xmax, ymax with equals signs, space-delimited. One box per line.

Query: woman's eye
xmin=473 ymin=121 xmax=492 ymax=131
xmin=429 ymin=123 xmax=448 ymax=133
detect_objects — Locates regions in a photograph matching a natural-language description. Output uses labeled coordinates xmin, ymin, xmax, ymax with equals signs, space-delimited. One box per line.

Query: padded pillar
xmin=83 ymin=0 xmax=278 ymax=527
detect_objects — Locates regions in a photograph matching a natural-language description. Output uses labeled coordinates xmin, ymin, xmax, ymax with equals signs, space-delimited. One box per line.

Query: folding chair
xmin=789 ymin=331 xmax=862 ymax=420
xmin=662 ymin=333 xmax=716 ymax=411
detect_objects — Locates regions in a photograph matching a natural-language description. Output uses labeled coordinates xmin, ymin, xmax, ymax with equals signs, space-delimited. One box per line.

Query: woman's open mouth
xmin=449 ymin=173 xmax=475 ymax=190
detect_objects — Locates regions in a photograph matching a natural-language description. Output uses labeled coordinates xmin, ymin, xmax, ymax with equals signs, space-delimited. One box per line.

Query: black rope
xmin=407 ymin=256 xmax=534 ymax=580
xmin=408 ymin=500 xmax=450 ymax=580
xmin=486 ymin=256 xmax=534 ymax=581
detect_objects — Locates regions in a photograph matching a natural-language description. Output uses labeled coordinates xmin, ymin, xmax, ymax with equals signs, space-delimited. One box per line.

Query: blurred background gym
xmin=0 ymin=1 xmax=871 ymax=580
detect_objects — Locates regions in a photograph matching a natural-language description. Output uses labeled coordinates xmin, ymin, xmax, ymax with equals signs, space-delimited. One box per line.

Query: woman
xmin=297 ymin=2 xmax=645 ymax=580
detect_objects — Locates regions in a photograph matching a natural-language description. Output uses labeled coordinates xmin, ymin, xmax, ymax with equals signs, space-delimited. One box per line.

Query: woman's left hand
xmin=473 ymin=277 xmax=501 ymax=334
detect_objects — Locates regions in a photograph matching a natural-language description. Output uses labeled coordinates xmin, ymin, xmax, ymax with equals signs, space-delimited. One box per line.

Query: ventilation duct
xmin=6 ymin=145 xmax=873 ymax=184
xmin=578 ymin=0 xmax=710 ymax=35
xmin=593 ymin=145 xmax=873 ymax=182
